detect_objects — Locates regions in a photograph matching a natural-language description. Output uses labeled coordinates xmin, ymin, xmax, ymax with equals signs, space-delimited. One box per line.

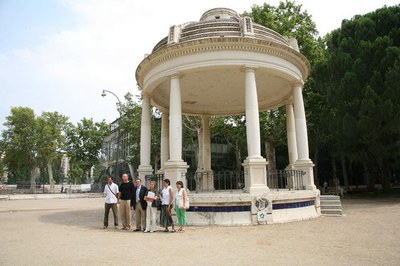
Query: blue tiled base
xmin=187 ymin=205 xmax=251 ymax=212
xmin=272 ymin=200 xmax=315 ymax=210
xmin=186 ymin=200 xmax=315 ymax=213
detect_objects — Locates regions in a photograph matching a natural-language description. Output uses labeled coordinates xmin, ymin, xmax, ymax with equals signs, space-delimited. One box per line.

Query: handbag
xmin=184 ymin=189 xmax=190 ymax=209
xmin=156 ymin=198 xmax=162 ymax=211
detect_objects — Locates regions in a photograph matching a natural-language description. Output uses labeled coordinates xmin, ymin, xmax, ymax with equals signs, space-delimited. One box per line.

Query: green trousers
xmin=175 ymin=207 xmax=187 ymax=226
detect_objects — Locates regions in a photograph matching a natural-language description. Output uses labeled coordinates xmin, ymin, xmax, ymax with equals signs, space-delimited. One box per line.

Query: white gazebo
xmin=135 ymin=8 xmax=320 ymax=225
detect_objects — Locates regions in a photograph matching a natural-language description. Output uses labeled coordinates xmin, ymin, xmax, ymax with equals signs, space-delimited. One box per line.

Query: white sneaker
xmin=143 ymin=230 xmax=149 ymax=233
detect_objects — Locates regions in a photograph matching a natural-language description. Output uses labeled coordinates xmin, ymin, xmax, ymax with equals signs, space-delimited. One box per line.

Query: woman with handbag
xmin=160 ymin=179 xmax=175 ymax=232
xmin=175 ymin=181 xmax=188 ymax=233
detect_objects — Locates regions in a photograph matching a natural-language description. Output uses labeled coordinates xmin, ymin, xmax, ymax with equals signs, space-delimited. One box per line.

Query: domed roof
xmin=152 ymin=8 xmax=292 ymax=53
xmin=199 ymin=7 xmax=240 ymax=21
xmin=136 ymin=8 xmax=310 ymax=116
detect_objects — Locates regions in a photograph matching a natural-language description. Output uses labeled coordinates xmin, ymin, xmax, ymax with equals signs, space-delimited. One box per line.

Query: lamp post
xmin=101 ymin=89 xmax=122 ymax=184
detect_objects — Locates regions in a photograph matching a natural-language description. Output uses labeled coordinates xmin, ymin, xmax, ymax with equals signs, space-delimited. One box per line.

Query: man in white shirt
xmin=103 ymin=175 xmax=119 ymax=229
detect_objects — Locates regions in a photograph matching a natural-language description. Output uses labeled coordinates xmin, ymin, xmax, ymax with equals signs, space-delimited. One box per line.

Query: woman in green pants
xmin=175 ymin=181 xmax=188 ymax=232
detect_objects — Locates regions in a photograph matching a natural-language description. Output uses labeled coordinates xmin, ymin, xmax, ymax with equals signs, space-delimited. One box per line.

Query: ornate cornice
xmin=136 ymin=37 xmax=310 ymax=87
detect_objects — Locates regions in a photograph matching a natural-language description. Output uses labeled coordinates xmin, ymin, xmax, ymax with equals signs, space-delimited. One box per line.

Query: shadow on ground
xmin=39 ymin=208 xmax=106 ymax=230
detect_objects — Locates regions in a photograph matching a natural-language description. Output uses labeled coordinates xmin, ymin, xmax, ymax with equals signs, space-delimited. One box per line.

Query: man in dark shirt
xmin=118 ymin=173 xmax=135 ymax=230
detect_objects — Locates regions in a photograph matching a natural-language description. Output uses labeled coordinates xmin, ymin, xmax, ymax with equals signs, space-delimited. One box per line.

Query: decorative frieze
xmin=136 ymin=37 xmax=310 ymax=85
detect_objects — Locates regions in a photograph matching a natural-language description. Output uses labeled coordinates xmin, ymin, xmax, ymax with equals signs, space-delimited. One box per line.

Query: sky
xmin=0 ymin=0 xmax=399 ymax=132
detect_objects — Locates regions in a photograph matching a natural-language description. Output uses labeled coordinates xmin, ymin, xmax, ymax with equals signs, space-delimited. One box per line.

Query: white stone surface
xmin=272 ymin=205 xmax=318 ymax=223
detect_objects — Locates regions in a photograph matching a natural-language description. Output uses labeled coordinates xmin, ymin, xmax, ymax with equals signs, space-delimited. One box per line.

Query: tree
xmin=65 ymin=118 xmax=109 ymax=183
xmin=259 ymin=108 xmax=287 ymax=172
xmin=0 ymin=150 xmax=5 ymax=181
xmin=36 ymin=112 xmax=69 ymax=192
xmin=211 ymin=116 xmax=247 ymax=172
xmin=118 ymin=93 xmax=142 ymax=171
xmin=182 ymin=115 xmax=202 ymax=172
xmin=1 ymin=107 xmax=39 ymax=190
xmin=324 ymin=5 xmax=400 ymax=191
xmin=245 ymin=0 xmax=322 ymax=63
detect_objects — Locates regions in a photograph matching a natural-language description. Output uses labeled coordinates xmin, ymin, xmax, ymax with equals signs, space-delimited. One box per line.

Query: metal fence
xmin=187 ymin=171 xmax=245 ymax=193
xmin=139 ymin=169 xmax=305 ymax=194
xmin=143 ymin=171 xmax=245 ymax=193
xmin=144 ymin=173 xmax=165 ymax=194
xmin=267 ymin=170 xmax=305 ymax=190
xmin=1 ymin=169 xmax=306 ymax=195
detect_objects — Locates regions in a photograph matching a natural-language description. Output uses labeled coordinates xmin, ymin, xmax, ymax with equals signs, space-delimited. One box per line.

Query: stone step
xmin=321 ymin=200 xmax=342 ymax=206
xmin=320 ymin=195 xmax=343 ymax=216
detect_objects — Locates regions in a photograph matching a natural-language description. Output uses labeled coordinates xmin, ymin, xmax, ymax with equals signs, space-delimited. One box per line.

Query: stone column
xmin=292 ymin=82 xmax=316 ymax=190
xmin=285 ymin=103 xmax=298 ymax=189
xmin=137 ymin=94 xmax=153 ymax=180
xmin=242 ymin=67 xmax=269 ymax=195
xmin=201 ymin=115 xmax=214 ymax=191
xmin=164 ymin=74 xmax=188 ymax=187
xmin=245 ymin=68 xmax=261 ymax=158
xmin=286 ymin=104 xmax=298 ymax=167
xmin=169 ymin=75 xmax=183 ymax=162
xmin=157 ymin=112 xmax=169 ymax=174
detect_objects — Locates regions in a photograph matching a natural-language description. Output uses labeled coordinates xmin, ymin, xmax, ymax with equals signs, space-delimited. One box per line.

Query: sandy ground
xmin=0 ymin=195 xmax=399 ymax=266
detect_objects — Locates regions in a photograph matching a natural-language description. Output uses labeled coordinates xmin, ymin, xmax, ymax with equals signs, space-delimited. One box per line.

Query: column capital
xmin=293 ymin=79 xmax=305 ymax=88
xmin=170 ymin=72 xmax=181 ymax=79
xmin=242 ymin=65 xmax=259 ymax=72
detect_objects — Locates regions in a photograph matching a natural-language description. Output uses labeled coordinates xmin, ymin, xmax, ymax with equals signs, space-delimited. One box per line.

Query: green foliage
xmin=1 ymin=108 xmax=71 ymax=185
xmin=324 ymin=4 xmax=400 ymax=190
xmin=211 ymin=116 xmax=247 ymax=171
xmin=245 ymin=0 xmax=322 ymax=64
xmin=1 ymin=107 xmax=38 ymax=182
xmin=65 ymin=118 xmax=110 ymax=181
xmin=36 ymin=112 xmax=69 ymax=162
xmin=0 ymin=158 xmax=4 ymax=178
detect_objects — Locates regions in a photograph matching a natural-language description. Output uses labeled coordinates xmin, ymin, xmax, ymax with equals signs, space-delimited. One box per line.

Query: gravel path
xmin=0 ymin=196 xmax=399 ymax=265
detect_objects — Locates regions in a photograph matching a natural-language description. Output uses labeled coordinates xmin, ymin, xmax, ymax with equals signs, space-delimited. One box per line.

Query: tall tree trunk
xmin=197 ymin=127 xmax=203 ymax=171
xmin=341 ymin=154 xmax=349 ymax=192
xmin=265 ymin=141 xmax=276 ymax=172
xmin=235 ymin=140 xmax=241 ymax=172
xmin=349 ymin=158 xmax=356 ymax=189
xmin=30 ymin=166 xmax=39 ymax=193
xmin=363 ymin=161 xmax=375 ymax=192
xmin=47 ymin=160 xmax=55 ymax=193
xmin=128 ymin=164 xmax=134 ymax=178
xmin=331 ymin=157 xmax=337 ymax=182
xmin=381 ymin=162 xmax=391 ymax=192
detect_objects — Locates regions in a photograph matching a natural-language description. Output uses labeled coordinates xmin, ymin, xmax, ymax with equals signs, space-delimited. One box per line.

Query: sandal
xmin=170 ymin=229 xmax=176 ymax=233
xmin=164 ymin=228 xmax=169 ymax=232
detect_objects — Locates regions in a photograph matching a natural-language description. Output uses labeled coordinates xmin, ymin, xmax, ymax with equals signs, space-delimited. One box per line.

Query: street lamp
xmin=102 ymin=89 xmax=122 ymax=184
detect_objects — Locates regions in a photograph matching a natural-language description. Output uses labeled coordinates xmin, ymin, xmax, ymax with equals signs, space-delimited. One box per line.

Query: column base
xmin=242 ymin=157 xmax=269 ymax=195
xmin=164 ymin=161 xmax=189 ymax=188
xmin=137 ymin=165 xmax=153 ymax=181
xmin=293 ymin=159 xmax=316 ymax=190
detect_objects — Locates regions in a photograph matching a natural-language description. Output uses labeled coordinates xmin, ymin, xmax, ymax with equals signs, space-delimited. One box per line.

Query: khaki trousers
xmin=135 ymin=202 xmax=146 ymax=230
xmin=104 ymin=203 xmax=118 ymax=227
xmin=119 ymin=199 xmax=131 ymax=229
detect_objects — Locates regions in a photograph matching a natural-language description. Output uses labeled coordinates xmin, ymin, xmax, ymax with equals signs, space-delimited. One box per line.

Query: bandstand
xmin=135 ymin=8 xmax=320 ymax=225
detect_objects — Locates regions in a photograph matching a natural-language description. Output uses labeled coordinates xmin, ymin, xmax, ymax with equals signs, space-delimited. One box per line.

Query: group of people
xmin=103 ymin=173 xmax=188 ymax=233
